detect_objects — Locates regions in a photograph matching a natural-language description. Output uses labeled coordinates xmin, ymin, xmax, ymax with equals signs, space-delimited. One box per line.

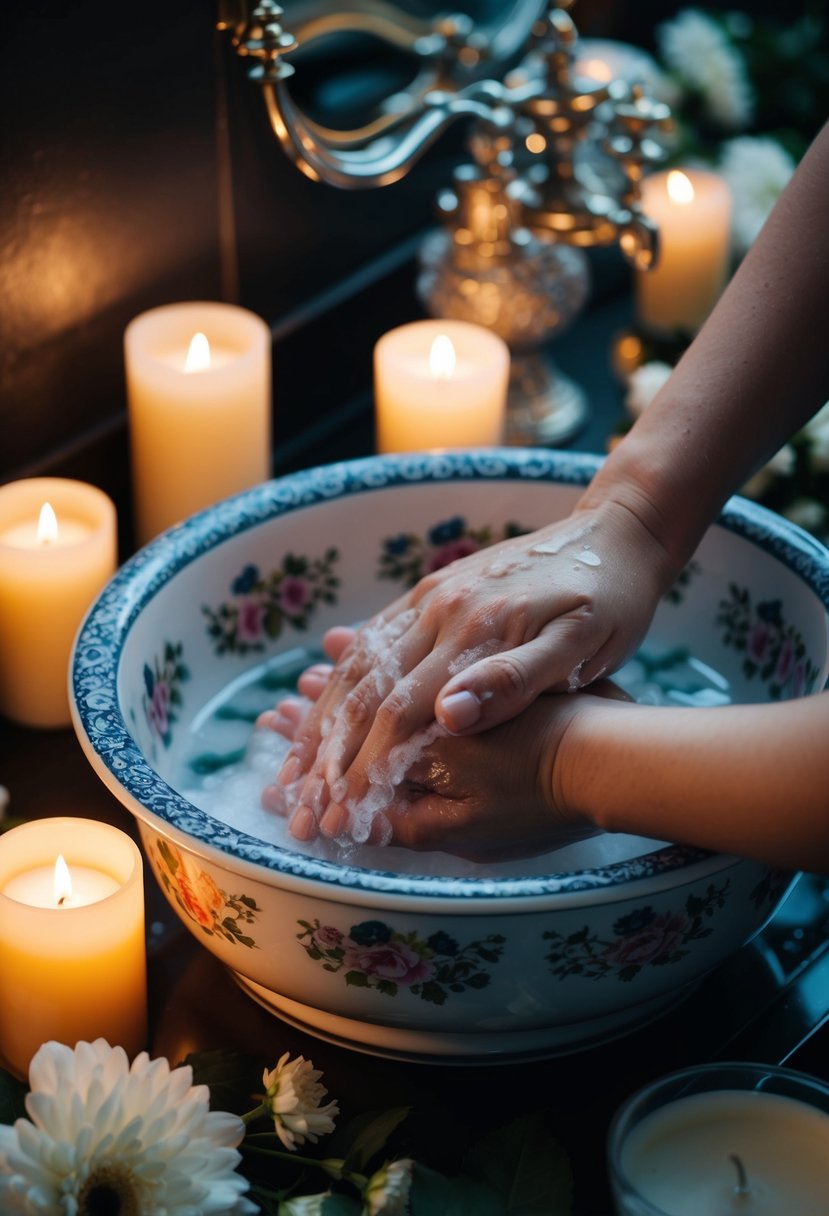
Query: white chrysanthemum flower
xmin=625 ymin=361 xmax=673 ymax=418
xmin=801 ymin=401 xmax=829 ymax=472
xmin=363 ymin=1158 xmax=414 ymax=1216
xmin=263 ymin=1053 xmax=339 ymax=1152
xmin=0 ymin=1039 xmax=256 ymax=1215
xmin=741 ymin=444 xmax=796 ymax=500
xmin=280 ymin=1193 xmax=332 ymax=1215
xmin=658 ymin=8 xmax=753 ymax=128
xmin=719 ymin=136 xmax=796 ymax=254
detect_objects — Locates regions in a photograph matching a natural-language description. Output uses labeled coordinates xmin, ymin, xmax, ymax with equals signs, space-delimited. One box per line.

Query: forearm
xmin=557 ymin=691 xmax=829 ymax=873
xmin=579 ymin=120 xmax=829 ymax=576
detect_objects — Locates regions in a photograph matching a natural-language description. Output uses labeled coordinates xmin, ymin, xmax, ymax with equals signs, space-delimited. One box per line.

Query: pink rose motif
xmin=148 ymin=680 xmax=171 ymax=737
xmin=236 ymin=594 xmax=266 ymax=644
xmin=747 ymin=620 xmax=775 ymax=664
xmin=314 ymin=925 xmax=344 ymax=950
xmin=604 ymin=912 xmax=689 ymax=969
xmin=346 ymin=939 xmax=435 ymax=987
xmin=775 ymin=639 xmax=794 ymax=686
xmin=279 ymin=576 xmax=311 ymax=615
xmin=424 ymin=537 xmax=481 ymax=573
xmin=176 ymin=871 xmax=214 ymax=929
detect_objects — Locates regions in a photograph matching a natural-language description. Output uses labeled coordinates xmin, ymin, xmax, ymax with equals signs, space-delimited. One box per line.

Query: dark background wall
xmin=0 ymin=0 xmax=816 ymax=549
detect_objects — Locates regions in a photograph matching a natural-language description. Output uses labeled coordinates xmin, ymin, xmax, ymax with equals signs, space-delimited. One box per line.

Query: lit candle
xmin=636 ymin=168 xmax=732 ymax=335
xmin=0 ymin=478 xmax=117 ymax=729
xmin=125 ymin=301 xmax=272 ymax=545
xmin=0 ymin=818 xmax=147 ymax=1079
xmin=574 ymin=38 xmax=662 ymax=89
xmin=609 ymin=1064 xmax=829 ymax=1215
xmin=374 ymin=319 xmax=510 ymax=453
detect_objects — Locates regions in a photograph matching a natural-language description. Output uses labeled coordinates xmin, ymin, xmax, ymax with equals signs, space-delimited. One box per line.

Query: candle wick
xmin=729 ymin=1153 xmax=750 ymax=1197
xmin=57 ymin=894 xmax=67 ymax=907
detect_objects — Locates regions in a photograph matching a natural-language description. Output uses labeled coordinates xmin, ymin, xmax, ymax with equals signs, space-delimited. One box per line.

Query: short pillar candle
xmin=0 ymin=817 xmax=147 ymax=1079
xmin=125 ymin=301 xmax=272 ymax=545
xmin=0 ymin=478 xmax=117 ymax=729
xmin=374 ymin=319 xmax=510 ymax=453
xmin=636 ymin=168 xmax=732 ymax=336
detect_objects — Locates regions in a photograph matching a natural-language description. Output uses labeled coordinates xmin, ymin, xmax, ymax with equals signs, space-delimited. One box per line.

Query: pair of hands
xmin=260 ymin=500 xmax=669 ymax=859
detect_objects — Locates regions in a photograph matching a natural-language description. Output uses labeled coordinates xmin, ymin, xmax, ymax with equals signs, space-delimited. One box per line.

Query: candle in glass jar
xmin=0 ymin=818 xmax=147 ymax=1079
xmin=609 ymin=1064 xmax=829 ymax=1216
xmin=636 ymin=168 xmax=732 ymax=335
xmin=374 ymin=319 xmax=510 ymax=453
xmin=125 ymin=301 xmax=272 ymax=545
xmin=0 ymin=478 xmax=117 ymax=729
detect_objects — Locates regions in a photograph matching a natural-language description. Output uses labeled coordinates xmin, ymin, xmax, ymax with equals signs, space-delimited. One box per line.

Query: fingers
xmin=434 ymin=612 xmax=613 ymax=735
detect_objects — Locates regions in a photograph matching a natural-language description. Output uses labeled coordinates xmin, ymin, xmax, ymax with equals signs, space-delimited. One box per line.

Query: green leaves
xmin=462 ymin=1114 xmax=573 ymax=1215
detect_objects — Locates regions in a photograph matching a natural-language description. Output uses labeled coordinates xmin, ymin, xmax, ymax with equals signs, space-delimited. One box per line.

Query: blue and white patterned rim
xmin=71 ymin=448 xmax=829 ymax=899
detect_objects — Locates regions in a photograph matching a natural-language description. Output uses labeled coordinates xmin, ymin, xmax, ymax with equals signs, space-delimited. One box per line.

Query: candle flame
xmin=667 ymin=170 xmax=695 ymax=205
xmin=577 ymin=57 xmax=613 ymax=82
xmin=36 ymin=502 xmax=59 ymax=546
xmin=53 ymin=855 xmax=72 ymax=906
xmin=184 ymin=331 xmax=211 ymax=373
xmin=429 ymin=334 xmax=456 ymax=379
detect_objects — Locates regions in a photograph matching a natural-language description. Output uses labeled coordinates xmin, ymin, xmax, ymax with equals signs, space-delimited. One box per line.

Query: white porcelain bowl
xmin=71 ymin=450 xmax=829 ymax=1061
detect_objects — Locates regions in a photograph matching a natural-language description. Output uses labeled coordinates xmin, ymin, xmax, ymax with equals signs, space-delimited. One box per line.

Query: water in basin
xmin=174 ymin=644 xmax=731 ymax=879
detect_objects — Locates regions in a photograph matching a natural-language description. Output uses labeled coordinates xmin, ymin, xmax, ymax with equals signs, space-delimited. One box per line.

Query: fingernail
xmin=320 ymin=803 xmax=349 ymax=838
xmin=278 ymin=755 xmax=304 ymax=786
xmin=256 ymin=709 xmax=279 ymax=729
xmin=290 ymin=806 xmax=318 ymax=841
xmin=439 ymin=689 xmax=482 ymax=732
xmin=261 ymin=783 xmax=288 ymax=814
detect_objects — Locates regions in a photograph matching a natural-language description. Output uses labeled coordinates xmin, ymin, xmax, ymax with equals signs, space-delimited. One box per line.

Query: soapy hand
xmin=271 ymin=499 xmax=673 ymax=839
xmin=259 ymin=638 xmax=633 ymax=860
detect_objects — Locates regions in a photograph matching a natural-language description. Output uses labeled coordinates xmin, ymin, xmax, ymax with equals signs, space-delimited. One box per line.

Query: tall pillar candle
xmin=0 ymin=478 xmax=117 ymax=728
xmin=374 ymin=319 xmax=510 ymax=453
xmin=125 ymin=301 xmax=272 ymax=545
xmin=636 ymin=168 xmax=732 ymax=335
xmin=0 ymin=818 xmax=147 ymax=1079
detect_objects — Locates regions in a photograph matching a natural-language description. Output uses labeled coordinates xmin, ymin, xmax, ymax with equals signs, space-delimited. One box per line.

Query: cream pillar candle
xmin=0 ymin=478 xmax=117 ymax=729
xmin=374 ymin=319 xmax=510 ymax=453
xmin=125 ymin=301 xmax=272 ymax=545
xmin=636 ymin=168 xmax=732 ymax=335
xmin=0 ymin=818 xmax=147 ymax=1079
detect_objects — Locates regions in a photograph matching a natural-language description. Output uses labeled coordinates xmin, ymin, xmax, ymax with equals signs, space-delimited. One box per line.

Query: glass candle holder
xmin=607 ymin=1061 xmax=829 ymax=1216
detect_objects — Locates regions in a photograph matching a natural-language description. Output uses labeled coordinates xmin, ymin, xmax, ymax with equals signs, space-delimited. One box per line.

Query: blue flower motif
xmin=349 ymin=920 xmax=392 ymax=946
xmin=426 ymin=931 xmax=459 ymax=956
xmin=386 ymin=534 xmax=412 ymax=556
xmin=428 ymin=516 xmax=466 ymax=545
xmin=613 ymin=906 xmax=656 ymax=936
xmin=757 ymin=599 xmax=783 ymax=625
xmin=143 ymin=663 xmax=154 ymax=697
xmin=231 ymin=563 xmax=260 ymax=595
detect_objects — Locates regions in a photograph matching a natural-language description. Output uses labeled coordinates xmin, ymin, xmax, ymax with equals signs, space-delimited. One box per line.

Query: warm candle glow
xmin=36 ymin=502 xmax=58 ymax=546
xmin=184 ymin=331 xmax=211 ymax=373
xmin=429 ymin=334 xmax=456 ymax=379
xmin=578 ymin=57 xmax=613 ymax=82
xmin=53 ymin=854 xmax=72 ymax=906
xmin=667 ymin=170 xmax=695 ymax=205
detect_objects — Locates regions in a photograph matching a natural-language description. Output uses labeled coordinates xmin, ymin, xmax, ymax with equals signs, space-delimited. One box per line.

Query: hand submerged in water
xmin=258 ymin=627 xmax=633 ymax=862
xmin=268 ymin=499 xmax=673 ymax=844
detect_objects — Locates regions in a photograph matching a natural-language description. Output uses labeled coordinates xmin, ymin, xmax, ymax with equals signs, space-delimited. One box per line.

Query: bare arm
xmin=579 ymin=119 xmax=829 ymax=576
xmin=555 ymin=691 xmax=829 ymax=873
